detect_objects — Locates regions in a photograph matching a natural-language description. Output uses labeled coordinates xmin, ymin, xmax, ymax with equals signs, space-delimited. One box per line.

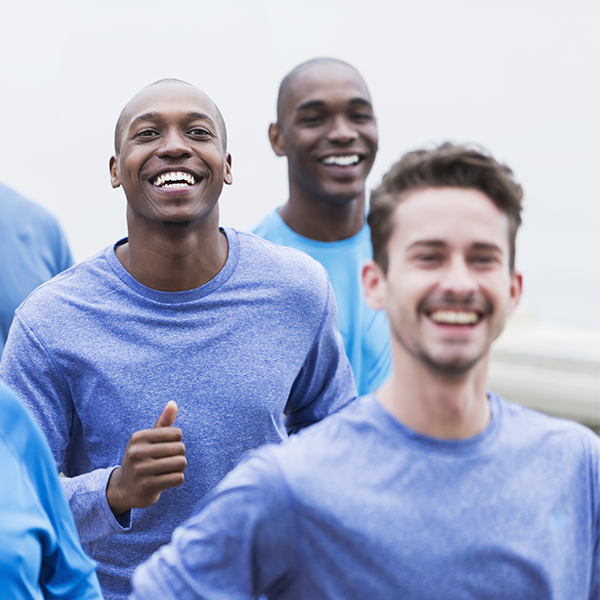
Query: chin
xmin=162 ymin=220 xmax=192 ymax=229
xmin=420 ymin=349 xmax=487 ymax=377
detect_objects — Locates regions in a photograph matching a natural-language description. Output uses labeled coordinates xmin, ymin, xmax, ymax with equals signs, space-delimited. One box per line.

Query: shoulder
xmin=233 ymin=228 xmax=331 ymax=293
xmin=496 ymin=394 xmax=600 ymax=458
xmin=15 ymin=247 xmax=111 ymax=316
xmin=0 ymin=182 xmax=62 ymax=230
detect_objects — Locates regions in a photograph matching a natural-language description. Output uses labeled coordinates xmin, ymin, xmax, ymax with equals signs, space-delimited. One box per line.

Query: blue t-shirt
xmin=0 ymin=381 xmax=101 ymax=600
xmin=0 ymin=182 xmax=73 ymax=356
xmin=131 ymin=394 xmax=600 ymax=599
xmin=0 ymin=228 xmax=356 ymax=599
xmin=252 ymin=210 xmax=391 ymax=395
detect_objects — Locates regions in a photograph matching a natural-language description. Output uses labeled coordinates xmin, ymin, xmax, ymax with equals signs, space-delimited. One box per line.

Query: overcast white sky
xmin=1 ymin=0 xmax=598 ymax=328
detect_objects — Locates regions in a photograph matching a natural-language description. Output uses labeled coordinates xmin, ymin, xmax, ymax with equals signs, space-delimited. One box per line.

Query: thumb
xmin=154 ymin=401 xmax=178 ymax=429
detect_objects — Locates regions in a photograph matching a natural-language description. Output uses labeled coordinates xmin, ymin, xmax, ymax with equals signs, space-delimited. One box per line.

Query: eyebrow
xmin=295 ymin=97 xmax=373 ymax=112
xmin=407 ymin=240 xmax=504 ymax=253
xmin=130 ymin=111 xmax=216 ymax=128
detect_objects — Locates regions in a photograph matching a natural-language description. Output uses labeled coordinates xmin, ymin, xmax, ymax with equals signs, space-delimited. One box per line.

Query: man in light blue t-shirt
xmin=0 ymin=182 xmax=73 ymax=356
xmin=132 ymin=144 xmax=599 ymax=599
xmin=252 ymin=58 xmax=391 ymax=395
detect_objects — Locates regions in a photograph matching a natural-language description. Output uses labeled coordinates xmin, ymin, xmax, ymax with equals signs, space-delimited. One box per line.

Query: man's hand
xmin=106 ymin=401 xmax=187 ymax=517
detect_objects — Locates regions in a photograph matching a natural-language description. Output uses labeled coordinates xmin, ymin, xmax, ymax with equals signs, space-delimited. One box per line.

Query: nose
xmin=327 ymin=115 xmax=358 ymax=145
xmin=156 ymin=129 xmax=192 ymax=159
xmin=439 ymin=254 xmax=478 ymax=300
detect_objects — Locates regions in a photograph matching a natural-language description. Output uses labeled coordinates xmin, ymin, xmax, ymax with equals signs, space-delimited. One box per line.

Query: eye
xmin=298 ymin=114 xmax=324 ymax=127
xmin=135 ymin=129 xmax=158 ymax=139
xmin=417 ymin=253 xmax=443 ymax=264
xmin=188 ymin=127 xmax=213 ymax=137
xmin=350 ymin=112 xmax=373 ymax=123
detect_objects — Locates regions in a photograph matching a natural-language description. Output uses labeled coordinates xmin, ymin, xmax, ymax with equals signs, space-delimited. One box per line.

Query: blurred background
xmin=1 ymin=0 xmax=598 ymax=428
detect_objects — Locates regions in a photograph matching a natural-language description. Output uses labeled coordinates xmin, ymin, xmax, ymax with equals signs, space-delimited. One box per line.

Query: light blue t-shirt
xmin=252 ymin=210 xmax=391 ymax=396
xmin=0 ymin=381 xmax=102 ymax=600
xmin=0 ymin=228 xmax=356 ymax=599
xmin=131 ymin=393 xmax=600 ymax=599
xmin=0 ymin=182 xmax=73 ymax=356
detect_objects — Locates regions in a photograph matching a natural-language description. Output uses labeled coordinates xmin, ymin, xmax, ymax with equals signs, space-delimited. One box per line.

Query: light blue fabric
xmin=0 ymin=228 xmax=356 ymax=600
xmin=252 ymin=210 xmax=391 ymax=395
xmin=0 ymin=182 xmax=73 ymax=356
xmin=0 ymin=381 xmax=102 ymax=600
xmin=131 ymin=393 xmax=600 ymax=600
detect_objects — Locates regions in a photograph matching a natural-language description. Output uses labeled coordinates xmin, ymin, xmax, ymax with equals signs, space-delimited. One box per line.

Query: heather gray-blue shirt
xmin=0 ymin=228 xmax=356 ymax=599
xmin=132 ymin=393 xmax=600 ymax=599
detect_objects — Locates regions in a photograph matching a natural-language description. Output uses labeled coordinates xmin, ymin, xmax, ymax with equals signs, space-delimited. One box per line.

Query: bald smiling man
xmin=0 ymin=79 xmax=356 ymax=599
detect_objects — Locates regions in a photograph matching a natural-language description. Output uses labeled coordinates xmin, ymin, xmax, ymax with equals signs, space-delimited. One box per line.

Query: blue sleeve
xmin=589 ymin=433 xmax=600 ymax=600
xmin=0 ymin=382 xmax=102 ymax=599
xmin=0 ymin=312 xmax=130 ymax=544
xmin=284 ymin=282 xmax=357 ymax=434
xmin=130 ymin=449 xmax=298 ymax=599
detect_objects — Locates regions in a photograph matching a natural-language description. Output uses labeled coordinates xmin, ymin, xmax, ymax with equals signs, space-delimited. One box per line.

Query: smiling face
xmin=364 ymin=187 xmax=522 ymax=376
xmin=110 ymin=82 xmax=232 ymax=231
xmin=270 ymin=62 xmax=378 ymax=205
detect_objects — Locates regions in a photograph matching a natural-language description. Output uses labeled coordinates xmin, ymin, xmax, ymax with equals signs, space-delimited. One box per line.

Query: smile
xmin=320 ymin=154 xmax=361 ymax=166
xmin=429 ymin=310 xmax=482 ymax=325
xmin=152 ymin=171 xmax=197 ymax=188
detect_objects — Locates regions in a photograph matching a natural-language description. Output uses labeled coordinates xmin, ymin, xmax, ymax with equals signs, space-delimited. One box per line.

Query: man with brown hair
xmin=131 ymin=143 xmax=599 ymax=599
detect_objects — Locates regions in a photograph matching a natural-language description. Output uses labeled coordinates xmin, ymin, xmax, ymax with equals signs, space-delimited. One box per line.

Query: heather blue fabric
xmin=0 ymin=381 xmax=102 ymax=599
xmin=0 ymin=182 xmax=73 ymax=356
xmin=131 ymin=393 xmax=600 ymax=600
xmin=252 ymin=210 xmax=391 ymax=395
xmin=0 ymin=228 xmax=356 ymax=600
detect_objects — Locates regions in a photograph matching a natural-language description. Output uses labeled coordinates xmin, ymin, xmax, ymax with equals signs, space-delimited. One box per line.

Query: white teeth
xmin=430 ymin=310 xmax=480 ymax=325
xmin=152 ymin=171 xmax=196 ymax=187
xmin=321 ymin=154 xmax=360 ymax=166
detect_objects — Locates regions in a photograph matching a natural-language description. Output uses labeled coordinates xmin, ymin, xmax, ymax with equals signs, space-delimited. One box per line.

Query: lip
xmin=424 ymin=308 xmax=486 ymax=328
xmin=147 ymin=167 xmax=203 ymax=194
xmin=317 ymin=152 xmax=366 ymax=165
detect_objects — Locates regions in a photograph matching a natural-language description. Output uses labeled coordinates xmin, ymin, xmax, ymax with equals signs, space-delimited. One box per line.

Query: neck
xmin=279 ymin=186 xmax=366 ymax=242
xmin=116 ymin=210 xmax=228 ymax=292
xmin=377 ymin=347 xmax=491 ymax=440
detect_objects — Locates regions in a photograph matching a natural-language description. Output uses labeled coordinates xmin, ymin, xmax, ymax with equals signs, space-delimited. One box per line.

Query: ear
xmin=109 ymin=155 xmax=121 ymax=189
xmin=268 ymin=123 xmax=287 ymax=157
xmin=507 ymin=271 xmax=523 ymax=317
xmin=362 ymin=259 xmax=386 ymax=311
xmin=224 ymin=153 xmax=233 ymax=185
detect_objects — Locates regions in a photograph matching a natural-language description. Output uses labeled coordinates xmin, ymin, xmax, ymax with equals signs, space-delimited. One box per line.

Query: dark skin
xmin=106 ymin=82 xmax=233 ymax=516
xmin=269 ymin=61 xmax=378 ymax=242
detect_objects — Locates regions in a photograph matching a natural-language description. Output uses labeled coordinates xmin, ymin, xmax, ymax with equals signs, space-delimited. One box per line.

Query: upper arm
xmin=131 ymin=450 xmax=299 ymax=599
xmin=284 ymin=282 xmax=357 ymax=434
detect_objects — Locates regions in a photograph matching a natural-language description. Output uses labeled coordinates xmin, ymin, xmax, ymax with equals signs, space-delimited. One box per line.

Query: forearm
xmin=60 ymin=467 xmax=132 ymax=543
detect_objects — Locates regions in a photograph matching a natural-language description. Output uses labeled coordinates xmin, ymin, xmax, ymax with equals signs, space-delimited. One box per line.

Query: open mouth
xmin=428 ymin=310 xmax=483 ymax=326
xmin=319 ymin=154 xmax=362 ymax=167
xmin=152 ymin=171 xmax=197 ymax=189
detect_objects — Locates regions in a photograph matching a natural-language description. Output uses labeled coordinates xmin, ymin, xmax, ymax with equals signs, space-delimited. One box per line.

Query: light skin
xmin=269 ymin=62 xmax=378 ymax=241
xmin=106 ymin=82 xmax=232 ymax=516
xmin=363 ymin=187 xmax=522 ymax=439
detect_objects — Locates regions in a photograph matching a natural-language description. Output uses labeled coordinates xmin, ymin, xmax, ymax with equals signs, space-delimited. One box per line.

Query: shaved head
xmin=276 ymin=58 xmax=369 ymax=125
xmin=114 ymin=78 xmax=228 ymax=154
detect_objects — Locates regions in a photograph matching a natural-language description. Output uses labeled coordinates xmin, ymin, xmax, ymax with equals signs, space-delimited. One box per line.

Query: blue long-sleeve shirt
xmin=0 ymin=229 xmax=356 ymax=599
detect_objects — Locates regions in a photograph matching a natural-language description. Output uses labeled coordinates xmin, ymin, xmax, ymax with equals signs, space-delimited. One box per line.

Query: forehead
xmin=283 ymin=63 xmax=371 ymax=116
xmin=122 ymin=84 xmax=219 ymax=130
xmin=391 ymin=187 xmax=511 ymax=252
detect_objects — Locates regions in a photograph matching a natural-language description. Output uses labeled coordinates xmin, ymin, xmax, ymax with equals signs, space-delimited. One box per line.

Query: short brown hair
xmin=368 ymin=143 xmax=523 ymax=273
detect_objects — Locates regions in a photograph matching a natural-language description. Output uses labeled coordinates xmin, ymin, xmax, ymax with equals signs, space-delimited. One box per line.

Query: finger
xmin=135 ymin=456 xmax=188 ymax=478
xmin=130 ymin=427 xmax=183 ymax=446
xmin=132 ymin=441 xmax=186 ymax=460
xmin=154 ymin=400 xmax=178 ymax=429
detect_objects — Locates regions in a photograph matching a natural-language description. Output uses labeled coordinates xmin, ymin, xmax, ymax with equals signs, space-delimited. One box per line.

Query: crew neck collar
xmin=105 ymin=227 xmax=239 ymax=304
